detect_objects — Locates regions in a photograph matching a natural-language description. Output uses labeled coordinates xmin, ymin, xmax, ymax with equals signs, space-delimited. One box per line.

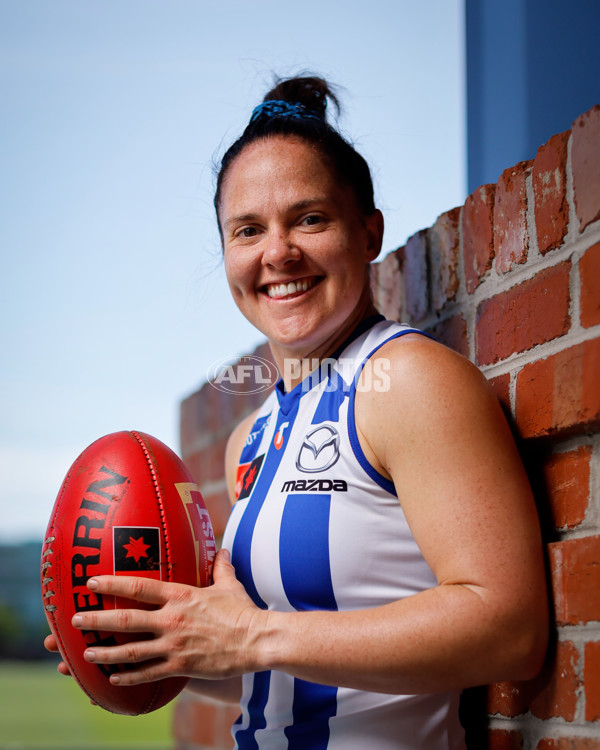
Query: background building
xmin=466 ymin=0 xmax=600 ymax=191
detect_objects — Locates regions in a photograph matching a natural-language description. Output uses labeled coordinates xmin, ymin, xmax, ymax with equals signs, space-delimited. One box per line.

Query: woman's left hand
xmin=72 ymin=548 xmax=263 ymax=686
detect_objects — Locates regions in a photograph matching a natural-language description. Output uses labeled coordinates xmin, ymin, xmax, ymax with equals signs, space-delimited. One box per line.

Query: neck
xmin=270 ymin=295 xmax=379 ymax=392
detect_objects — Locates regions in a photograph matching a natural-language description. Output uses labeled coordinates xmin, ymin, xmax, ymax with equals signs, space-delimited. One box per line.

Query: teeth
xmin=266 ymin=279 xmax=314 ymax=299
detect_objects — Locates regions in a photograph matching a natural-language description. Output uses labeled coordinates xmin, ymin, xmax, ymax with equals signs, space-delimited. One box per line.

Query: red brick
xmin=543 ymin=446 xmax=591 ymax=529
xmin=585 ymin=641 xmax=600 ymax=721
xmin=172 ymin=693 xmax=217 ymax=746
xmin=180 ymin=387 xmax=215 ymax=454
xmin=549 ymin=536 xmax=600 ymax=624
xmin=515 ymin=338 xmax=600 ymax=438
xmin=242 ymin=342 xmax=277 ymax=411
xmin=489 ymin=728 xmax=524 ymax=750
xmin=529 ymin=640 xmax=581 ymax=721
xmin=538 ymin=741 xmax=600 ymax=750
xmin=488 ymin=641 xmax=581 ymax=721
xmin=476 ymin=262 xmax=571 ymax=366
xmin=186 ymin=435 xmax=228 ymax=486
xmin=171 ymin=694 xmax=237 ymax=749
xmin=462 ymin=183 xmax=496 ymax=293
xmin=487 ymin=372 xmax=511 ymax=413
xmin=205 ymin=382 xmax=230 ymax=435
xmin=426 ymin=314 xmax=468 ymax=357
xmin=572 ymin=105 xmax=600 ymax=231
xmin=533 ymin=131 xmax=570 ymax=255
xmin=428 ymin=207 xmax=460 ymax=311
xmin=494 ymin=161 xmax=532 ymax=273
xmin=488 ymin=680 xmax=531 ymax=717
xmin=370 ymin=250 xmax=403 ymax=320
xmin=216 ymin=371 xmax=252 ymax=416
xmin=580 ymin=241 xmax=600 ymax=328
xmin=398 ymin=231 xmax=428 ymax=322
xmin=216 ymin=704 xmax=242 ymax=748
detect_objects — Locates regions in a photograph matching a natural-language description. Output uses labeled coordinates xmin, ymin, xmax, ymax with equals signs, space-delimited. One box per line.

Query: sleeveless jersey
xmin=221 ymin=318 xmax=466 ymax=750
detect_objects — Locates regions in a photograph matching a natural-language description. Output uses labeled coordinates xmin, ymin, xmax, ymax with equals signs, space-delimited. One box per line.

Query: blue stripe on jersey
xmin=235 ymin=671 xmax=271 ymax=750
xmin=279 ymin=493 xmax=338 ymax=611
xmin=284 ymin=678 xmax=338 ymax=750
xmin=348 ymin=328 xmax=432 ymax=496
xmin=280 ymin=493 xmax=338 ymax=747
xmin=231 ymin=402 xmax=303 ymax=749
xmin=232 ymin=408 xmax=298 ymax=609
xmin=279 ymin=493 xmax=337 ymax=750
xmin=311 ymin=374 xmax=347 ymax=425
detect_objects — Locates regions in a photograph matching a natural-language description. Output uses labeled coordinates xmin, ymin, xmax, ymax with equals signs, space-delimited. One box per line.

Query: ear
xmin=363 ymin=209 xmax=384 ymax=263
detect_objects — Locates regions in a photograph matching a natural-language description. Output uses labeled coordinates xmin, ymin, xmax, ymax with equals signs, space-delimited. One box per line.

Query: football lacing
xmin=43 ymin=537 xmax=57 ymax=611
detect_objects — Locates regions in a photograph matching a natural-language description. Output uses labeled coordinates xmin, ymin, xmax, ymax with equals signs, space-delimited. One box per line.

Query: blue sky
xmin=0 ymin=0 xmax=465 ymax=541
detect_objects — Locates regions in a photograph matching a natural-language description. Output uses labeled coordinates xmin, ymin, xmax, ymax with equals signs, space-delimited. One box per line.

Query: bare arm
xmin=71 ymin=339 xmax=547 ymax=694
xmin=250 ymin=336 xmax=548 ymax=692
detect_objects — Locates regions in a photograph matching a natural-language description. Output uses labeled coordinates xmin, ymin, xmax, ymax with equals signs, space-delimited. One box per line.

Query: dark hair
xmin=214 ymin=75 xmax=377 ymax=231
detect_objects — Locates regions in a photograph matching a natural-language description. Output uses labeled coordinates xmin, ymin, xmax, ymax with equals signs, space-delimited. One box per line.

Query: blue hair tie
xmin=249 ymin=99 xmax=322 ymax=124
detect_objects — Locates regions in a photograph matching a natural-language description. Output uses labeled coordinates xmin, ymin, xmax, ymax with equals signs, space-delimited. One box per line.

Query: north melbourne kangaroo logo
xmin=296 ymin=425 xmax=340 ymax=473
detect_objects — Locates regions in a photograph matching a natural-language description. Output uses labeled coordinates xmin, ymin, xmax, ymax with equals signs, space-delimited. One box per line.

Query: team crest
xmin=237 ymin=454 xmax=265 ymax=500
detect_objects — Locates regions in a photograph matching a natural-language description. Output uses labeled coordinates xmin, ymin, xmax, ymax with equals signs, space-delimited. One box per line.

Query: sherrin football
xmin=41 ymin=430 xmax=216 ymax=715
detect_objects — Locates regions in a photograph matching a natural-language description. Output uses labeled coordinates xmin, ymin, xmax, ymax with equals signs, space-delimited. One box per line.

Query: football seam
xmin=41 ymin=452 xmax=78 ymax=617
xmin=130 ymin=430 xmax=174 ymax=714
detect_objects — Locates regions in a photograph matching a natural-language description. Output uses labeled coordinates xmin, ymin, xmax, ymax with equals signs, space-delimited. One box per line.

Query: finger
xmin=57 ymin=661 xmax=72 ymax=677
xmin=212 ymin=548 xmax=236 ymax=581
xmin=72 ymin=606 xmax=154 ymax=634
xmin=86 ymin=575 xmax=173 ymax=605
xmin=84 ymin=637 xmax=160 ymax=666
xmin=44 ymin=634 xmax=71 ymax=676
xmin=44 ymin=634 xmax=59 ymax=653
xmin=108 ymin=660 xmax=173 ymax=687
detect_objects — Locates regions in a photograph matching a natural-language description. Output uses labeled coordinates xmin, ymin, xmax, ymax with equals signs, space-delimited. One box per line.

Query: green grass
xmin=0 ymin=661 xmax=174 ymax=749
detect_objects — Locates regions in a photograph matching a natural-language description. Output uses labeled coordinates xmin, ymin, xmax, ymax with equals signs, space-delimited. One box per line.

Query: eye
xmin=302 ymin=214 xmax=322 ymax=227
xmin=236 ymin=226 xmax=258 ymax=238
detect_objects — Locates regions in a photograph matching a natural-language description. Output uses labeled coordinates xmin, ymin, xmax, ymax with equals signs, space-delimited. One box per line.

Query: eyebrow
xmin=223 ymin=198 xmax=331 ymax=230
xmin=223 ymin=213 xmax=258 ymax=230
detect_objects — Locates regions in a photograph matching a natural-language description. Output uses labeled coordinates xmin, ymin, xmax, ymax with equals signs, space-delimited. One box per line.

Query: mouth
xmin=262 ymin=276 xmax=321 ymax=300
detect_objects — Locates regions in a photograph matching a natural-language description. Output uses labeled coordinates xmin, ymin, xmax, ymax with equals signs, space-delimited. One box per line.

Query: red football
xmin=41 ymin=430 xmax=216 ymax=715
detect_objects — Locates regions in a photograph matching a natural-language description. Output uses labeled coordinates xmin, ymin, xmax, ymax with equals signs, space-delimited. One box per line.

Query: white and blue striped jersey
xmin=221 ymin=317 xmax=466 ymax=750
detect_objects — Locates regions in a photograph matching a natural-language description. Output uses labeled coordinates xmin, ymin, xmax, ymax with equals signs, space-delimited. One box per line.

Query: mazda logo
xmin=295 ymin=425 xmax=340 ymax=473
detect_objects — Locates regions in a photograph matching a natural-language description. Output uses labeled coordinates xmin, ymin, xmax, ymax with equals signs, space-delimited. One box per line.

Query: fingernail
xmin=110 ymin=674 xmax=121 ymax=685
xmin=72 ymin=615 xmax=82 ymax=628
xmin=85 ymin=649 xmax=95 ymax=662
xmin=220 ymin=548 xmax=231 ymax=562
xmin=87 ymin=578 xmax=98 ymax=590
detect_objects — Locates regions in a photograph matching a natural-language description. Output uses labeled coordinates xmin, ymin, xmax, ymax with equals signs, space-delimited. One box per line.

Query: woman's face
xmin=219 ymin=136 xmax=383 ymax=363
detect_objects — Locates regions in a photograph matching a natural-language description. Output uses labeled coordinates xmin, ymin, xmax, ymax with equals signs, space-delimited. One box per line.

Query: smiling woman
xmin=46 ymin=75 xmax=548 ymax=750
xmin=219 ymin=136 xmax=382 ymax=364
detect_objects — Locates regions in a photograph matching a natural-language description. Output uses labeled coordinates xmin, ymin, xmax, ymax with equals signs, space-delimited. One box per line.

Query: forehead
xmin=219 ymin=136 xmax=340 ymax=214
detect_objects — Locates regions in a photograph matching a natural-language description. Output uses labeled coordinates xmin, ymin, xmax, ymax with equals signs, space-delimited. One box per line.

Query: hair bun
xmin=262 ymin=75 xmax=339 ymax=122
xmin=215 ymin=72 xmax=375 ymax=224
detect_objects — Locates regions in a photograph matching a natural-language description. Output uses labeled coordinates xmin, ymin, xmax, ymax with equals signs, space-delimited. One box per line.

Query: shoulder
xmin=355 ymin=334 xmax=507 ymax=478
xmin=358 ymin=332 xmax=490 ymax=405
xmin=224 ymin=409 xmax=260 ymax=504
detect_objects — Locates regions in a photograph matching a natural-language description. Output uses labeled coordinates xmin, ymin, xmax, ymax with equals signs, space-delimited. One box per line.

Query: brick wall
xmin=176 ymin=105 xmax=600 ymax=749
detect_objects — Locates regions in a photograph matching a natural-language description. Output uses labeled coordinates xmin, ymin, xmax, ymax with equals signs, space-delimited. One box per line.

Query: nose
xmin=261 ymin=228 xmax=301 ymax=269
